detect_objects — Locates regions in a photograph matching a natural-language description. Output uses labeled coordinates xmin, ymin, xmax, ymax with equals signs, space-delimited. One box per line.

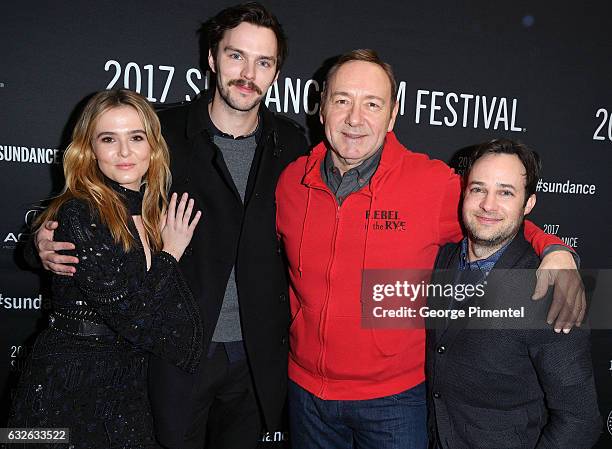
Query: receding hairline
xmin=325 ymin=60 xmax=395 ymax=101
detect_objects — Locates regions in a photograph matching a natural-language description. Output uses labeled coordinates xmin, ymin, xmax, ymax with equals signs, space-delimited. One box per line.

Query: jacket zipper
xmin=314 ymin=189 xmax=341 ymax=399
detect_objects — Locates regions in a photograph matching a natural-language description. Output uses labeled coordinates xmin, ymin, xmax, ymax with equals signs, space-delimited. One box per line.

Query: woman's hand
xmin=161 ymin=192 xmax=202 ymax=262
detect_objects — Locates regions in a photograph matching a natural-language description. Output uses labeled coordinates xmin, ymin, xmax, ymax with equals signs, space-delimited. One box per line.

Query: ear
xmin=523 ymin=194 xmax=536 ymax=215
xmin=208 ymin=50 xmax=216 ymax=74
xmin=319 ymin=96 xmax=326 ymax=126
xmin=387 ymin=101 xmax=400 ymax=132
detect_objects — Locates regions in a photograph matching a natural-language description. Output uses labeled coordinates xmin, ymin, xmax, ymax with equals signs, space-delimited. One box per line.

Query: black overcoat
xmin=148 ymin=94 xmax=309 ymax=446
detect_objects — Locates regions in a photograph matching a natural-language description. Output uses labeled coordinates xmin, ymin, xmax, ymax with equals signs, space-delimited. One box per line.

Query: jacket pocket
xmin=371 ymin=328 xmax=419 ymax=356
xmin=464 ymin=423 xmax=523 ymax=448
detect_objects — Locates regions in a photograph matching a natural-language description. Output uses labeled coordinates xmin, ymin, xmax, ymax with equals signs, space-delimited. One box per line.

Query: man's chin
xmin=218 ymin=87 xmax=262 ymax=113
xmin=227 ymin=97 xmax=261 ymax=112
xmin=467 ymin=228 xmax=508 ymax=248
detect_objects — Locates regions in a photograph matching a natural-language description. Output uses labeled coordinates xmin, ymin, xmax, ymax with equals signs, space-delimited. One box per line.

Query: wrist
xmin=162 ymin=247 xmax=182 ymax=262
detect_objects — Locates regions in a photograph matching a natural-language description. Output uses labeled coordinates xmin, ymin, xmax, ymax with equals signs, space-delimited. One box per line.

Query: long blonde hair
xmin=36 ymin=89 xmax=171 ymax=252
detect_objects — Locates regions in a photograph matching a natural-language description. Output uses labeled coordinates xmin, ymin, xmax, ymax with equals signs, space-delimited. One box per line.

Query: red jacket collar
xmin=302 ymin=131 xmax=407 ymax=190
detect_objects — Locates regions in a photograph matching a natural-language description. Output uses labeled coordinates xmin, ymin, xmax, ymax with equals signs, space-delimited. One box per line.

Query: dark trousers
xmin=288 ymin=380 xmax=428 ymax=449
xmin=176 ymin=344 xmax=261 ymax=449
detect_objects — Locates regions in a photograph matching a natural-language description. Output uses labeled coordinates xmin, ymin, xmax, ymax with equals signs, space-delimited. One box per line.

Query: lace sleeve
xmin=57 ymin=200 xmax=202 ymax=373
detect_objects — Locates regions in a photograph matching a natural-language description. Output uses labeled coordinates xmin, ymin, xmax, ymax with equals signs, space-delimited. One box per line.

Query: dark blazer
xmin=148 ymin=95 xmax=309 ymax=446
xmin=426 ymin=233 xmax=601 ymax=449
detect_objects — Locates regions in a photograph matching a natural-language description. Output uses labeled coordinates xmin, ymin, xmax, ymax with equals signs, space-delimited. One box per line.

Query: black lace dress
xmin=8 ymin=182 xmax=203 ymax=449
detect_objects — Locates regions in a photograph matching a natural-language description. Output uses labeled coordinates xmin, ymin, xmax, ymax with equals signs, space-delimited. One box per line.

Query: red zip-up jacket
xmin=276 ymin=132 xmax=564 ymax=400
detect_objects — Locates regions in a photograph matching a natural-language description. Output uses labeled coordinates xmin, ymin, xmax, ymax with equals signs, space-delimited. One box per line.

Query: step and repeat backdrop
xmin=1 ymin=1 xmax=611 ymax=446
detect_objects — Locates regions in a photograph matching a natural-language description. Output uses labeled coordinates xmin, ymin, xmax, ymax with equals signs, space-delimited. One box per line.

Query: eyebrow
xmin=223 ymin=45 xmax=276 ymax=62
xmin=96 ymin=129 xmax=146 ymax=139
xmin=331 ymin=91 xmax=386 ymax=104
xmin=468 ymin=180 xmax=517 ymax=190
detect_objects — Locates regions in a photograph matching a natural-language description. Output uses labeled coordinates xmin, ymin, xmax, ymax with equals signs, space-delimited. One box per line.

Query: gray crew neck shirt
xmin=211 ymin=134 xmax=257 ymax=343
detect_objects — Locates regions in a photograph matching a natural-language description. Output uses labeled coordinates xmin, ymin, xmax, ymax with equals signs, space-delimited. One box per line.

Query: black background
xmin=1 ymin=1 xmax=611 ymax=446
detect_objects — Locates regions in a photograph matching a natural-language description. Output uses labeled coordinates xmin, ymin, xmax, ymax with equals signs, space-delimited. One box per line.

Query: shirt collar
xmin=323 ymin=145 xmax=383 ymax=183
xmin=204 ymin=99 xmax=263 ymax=143
xmin=459 ymin=236 xmax=514 ymax=274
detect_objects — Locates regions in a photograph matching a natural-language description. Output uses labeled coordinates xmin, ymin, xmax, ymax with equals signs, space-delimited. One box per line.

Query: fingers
xmin=160 ymin=212 xmax=167 ymax=231
xmin=559 ymin=271 xmax=585 ymax=332
xmin=532 ymin=268 xmax=553 ymax=300
xmin=36 ymin=220 xmax=59 ymax=250
xmin=167 ymin=193 xmax=177 ymax=227
xmin=182 ymin=197 xmax=202 ymax=231
xmin=44 ymin=220 xmax=59 ymax=230
xmin=161 ymin=192 xmax=201 ymax=261
xmin=188 ymin=210 xmax=202 ymax=232
xmin=42 ymin=252 xmax=79 ymax=273
xmin=48 ymin=252 xmax=79 ymax=265
xmin=546 ymin=269 xmax=585 ymax=333
xmin=576 ymin=289 xmax=586 ymax=327
xmin=552 ymin=285 xmax=574 ymax=333
xmin=546 ymin=293 xmax=563 ymax=329
xmin=565 ymin=274 xmax=583 ymax=328
xmin=167 ymin=192 xmax=201 ymax=230
xmin=183 ymin=198 xmax=194 ymax=225
xmin=176 ymin=192 xmax=188 ymax=223
xmin=40 ymin=240 xmax=76 ymax=253
xmin=43 ymin=260 xmax=76 ymax=276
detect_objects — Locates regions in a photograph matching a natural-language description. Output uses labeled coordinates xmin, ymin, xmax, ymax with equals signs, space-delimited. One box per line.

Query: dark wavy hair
xmin=466 ymin=139 xmax=542 ymax=204
xmin=206 ymin=2 xmax=287 ymax=71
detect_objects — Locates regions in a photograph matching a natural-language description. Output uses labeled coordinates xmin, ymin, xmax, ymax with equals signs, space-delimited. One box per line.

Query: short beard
xmin=216 ymin=77 xmax=263 ymax=112
xmin=465 ymin=217 xmax=523 ymax=250
xmin=467 ymin=229 xmax=512 ymax=248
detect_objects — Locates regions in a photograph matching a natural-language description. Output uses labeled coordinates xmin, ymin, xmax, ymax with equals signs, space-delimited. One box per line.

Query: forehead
xmin=468 ymin=153 xmax=527 ymax=185
xmin=95 ymin=106 xmax=142 ymax=129
xmin=328 ymin=60 xmax=392 ymax=99
xmin=219 ymin=22 xmax=277 ymax=56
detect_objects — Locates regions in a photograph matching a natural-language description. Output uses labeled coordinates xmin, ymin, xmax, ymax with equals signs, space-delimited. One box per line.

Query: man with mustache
xmin=32 ymin=3 xmax=308 ymax=449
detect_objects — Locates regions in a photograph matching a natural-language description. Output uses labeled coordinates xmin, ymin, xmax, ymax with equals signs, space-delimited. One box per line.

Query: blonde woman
xmin=9 ymin=89 xmax=202 ymax=448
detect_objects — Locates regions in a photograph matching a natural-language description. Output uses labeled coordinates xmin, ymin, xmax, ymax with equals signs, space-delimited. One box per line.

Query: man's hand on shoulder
xmin=36 ymin=220 xmax=78 ymax=276
xmin=532 ymin=250 xmax=585 ymax=334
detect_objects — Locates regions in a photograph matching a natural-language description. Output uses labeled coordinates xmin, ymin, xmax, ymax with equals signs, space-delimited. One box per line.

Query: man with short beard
xmin=32 ymin=3 xmax=308 ymax=449
xmin=275 ymin=50 xmax=585 ymax=449
xmin=426 ymin=140 xmax=601 ymax=449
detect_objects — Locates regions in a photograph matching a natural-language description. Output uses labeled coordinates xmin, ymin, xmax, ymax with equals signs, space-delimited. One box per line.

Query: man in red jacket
xmin=275 ymin=49 xmax=584 ymax=449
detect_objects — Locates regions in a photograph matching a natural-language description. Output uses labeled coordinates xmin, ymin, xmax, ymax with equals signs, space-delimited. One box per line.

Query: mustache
xmin=228 ymin=79 xmax=262 ymax=95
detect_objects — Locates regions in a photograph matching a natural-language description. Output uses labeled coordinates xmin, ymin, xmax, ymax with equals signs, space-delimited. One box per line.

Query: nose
xmin=479 ymin=191 xmax=497 ymax=212
xmin=241 ymin=60 xmax=256 ymax=80
xmin=118 ymin=139 xmax=130 ymax=158
xmin=345 ymin=103 xmax=363 ymax=127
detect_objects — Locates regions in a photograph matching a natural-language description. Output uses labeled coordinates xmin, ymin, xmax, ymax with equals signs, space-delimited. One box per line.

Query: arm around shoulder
xmin=58 ymin=200 xmax=203 ymax=372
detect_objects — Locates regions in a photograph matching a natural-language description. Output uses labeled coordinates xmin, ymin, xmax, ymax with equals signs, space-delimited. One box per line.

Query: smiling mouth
xmin=475 ymin=215 xmax=502 ymax=225
xmin=342 ymin=132 xmax=367 ymax=140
